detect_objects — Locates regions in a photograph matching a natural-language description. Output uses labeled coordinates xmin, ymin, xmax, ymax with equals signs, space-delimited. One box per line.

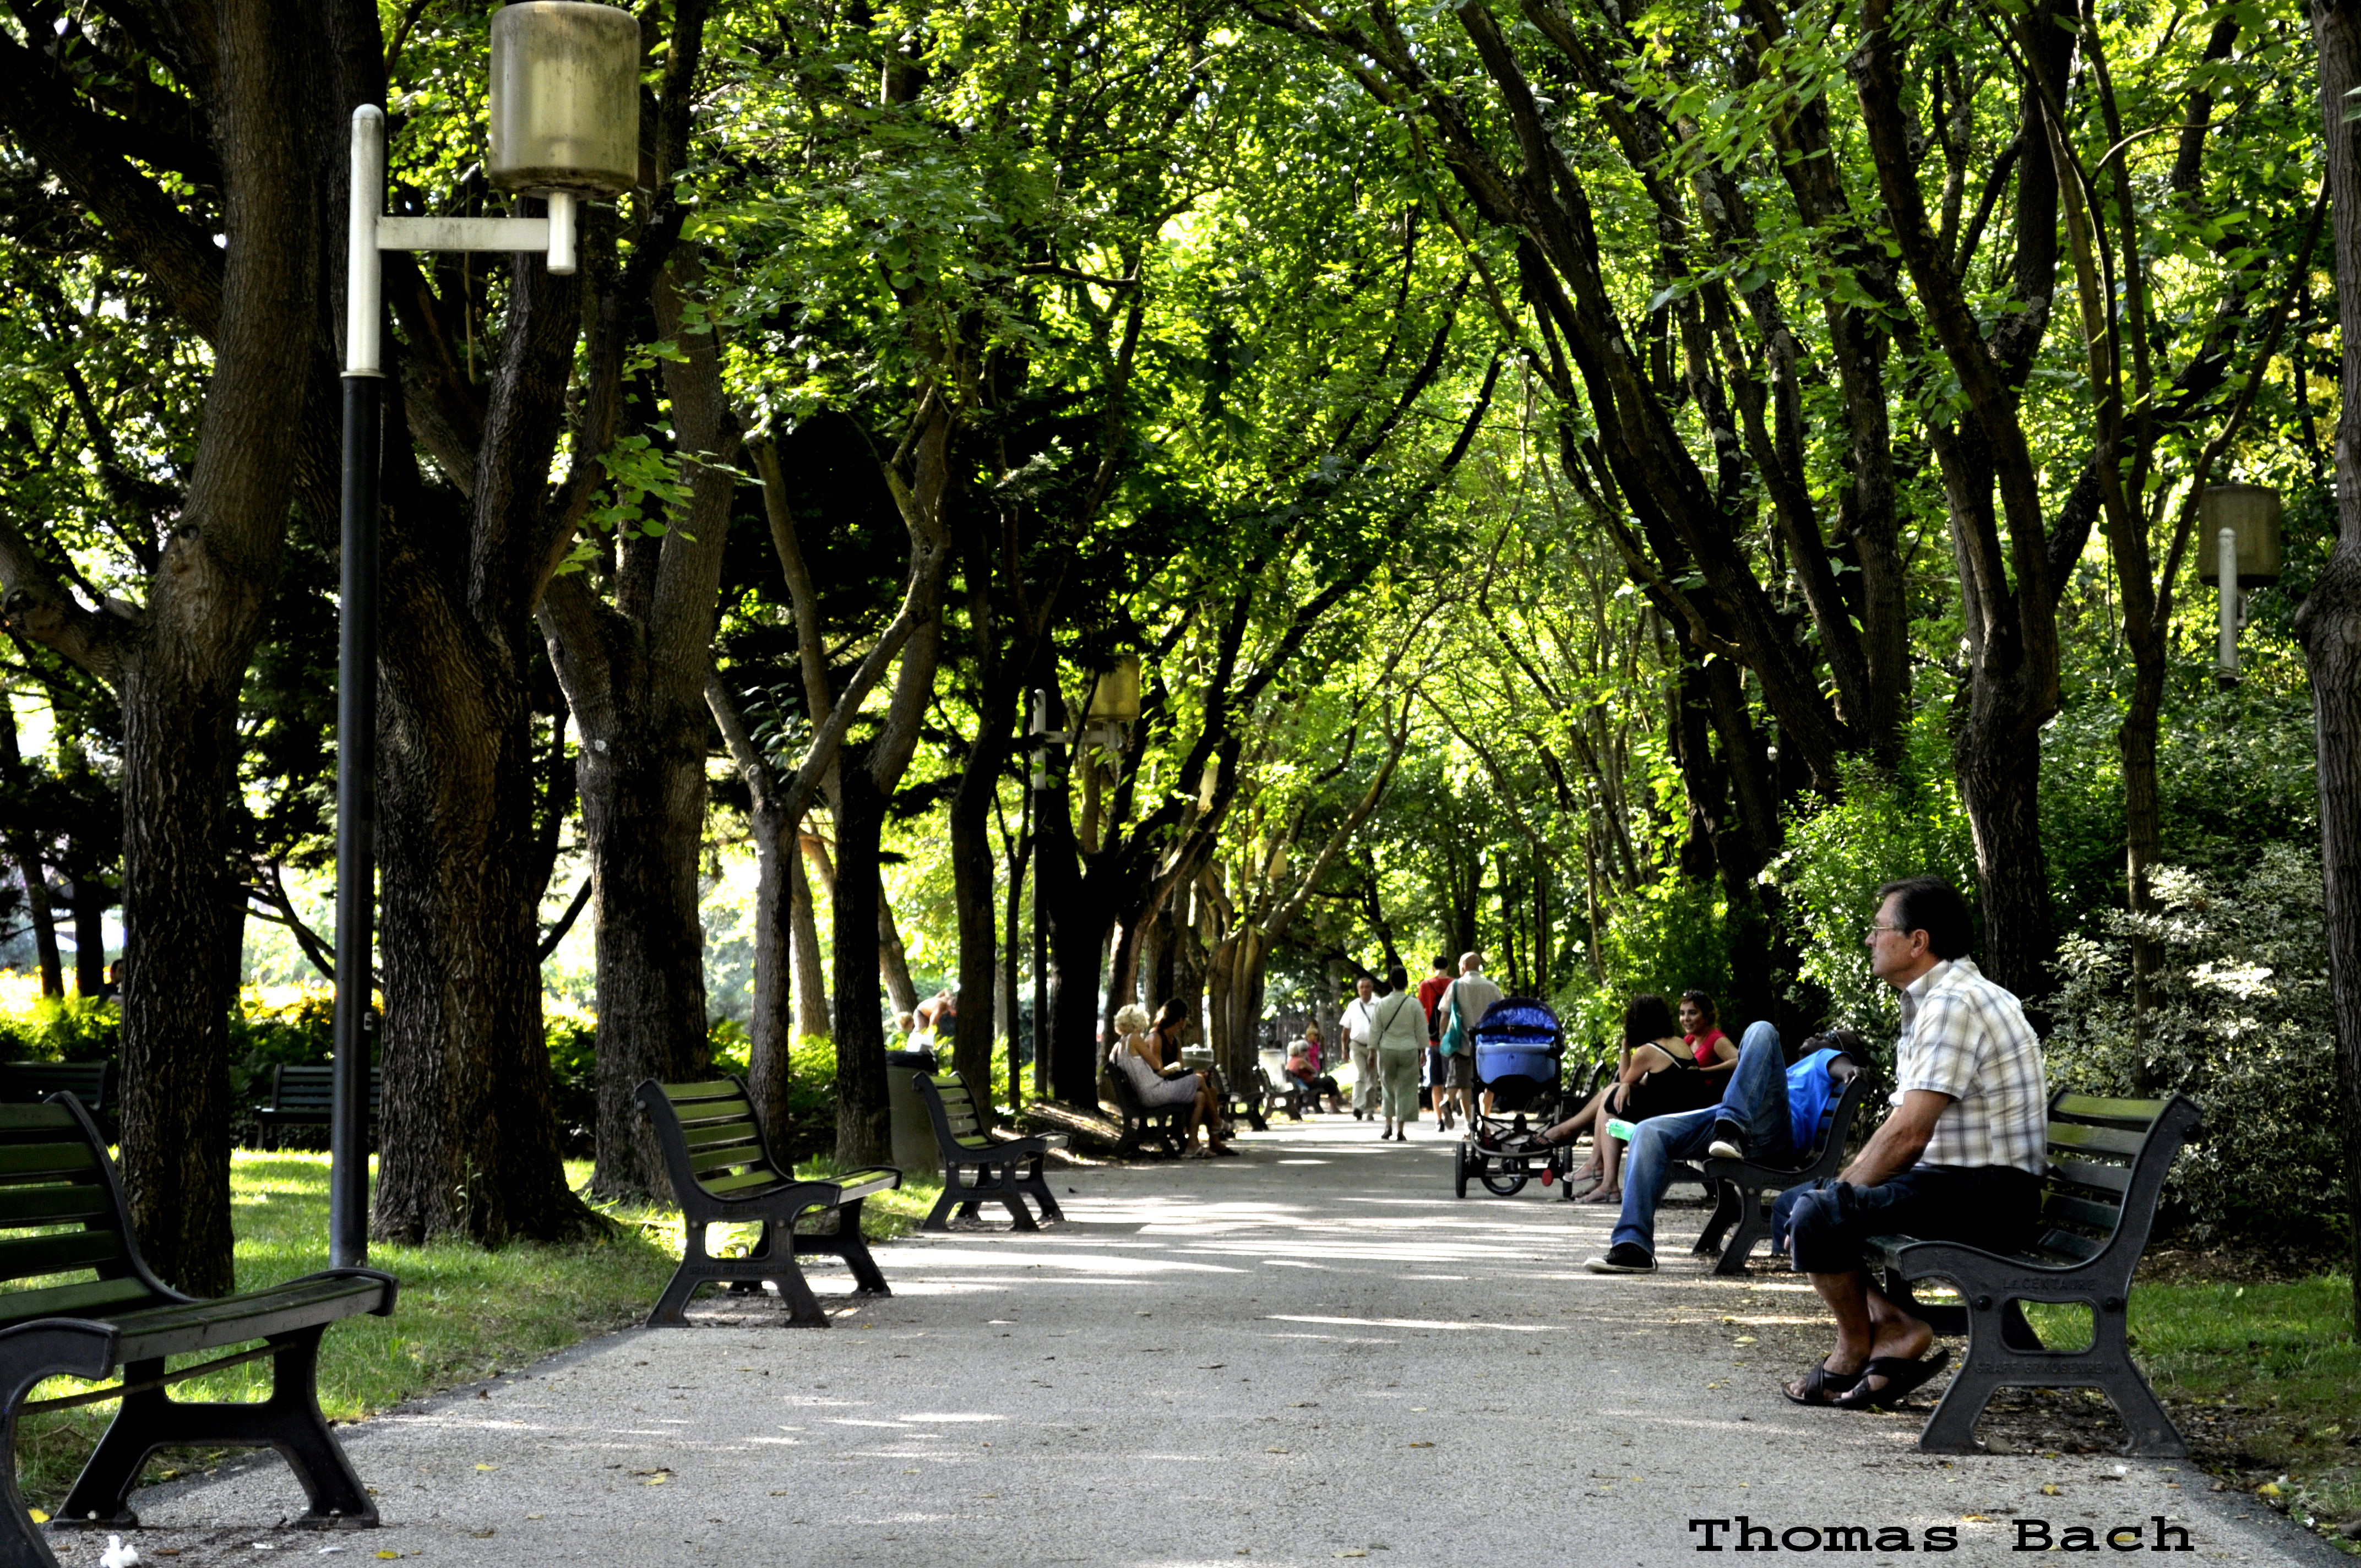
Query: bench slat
xmin=2046 ymin=1121 xmax=2146 ymax=1158
xmin=0 ymin=1183 xmax=118 ymax=1227
xmin=2050 ymin=1156 xmax=2132 ymax=1196
xmin=689 ymin=1140 xmax=768 ymax=1173
xmin=0 ymin=1227 xmax=124 ymax=1282
xmin=2031 ymin=1229 xmax=2103 ymax=1262
xmin=112 ymin=1275 xmax=390 ymax=1363
xmin=681 ymin=1120 xmax=762 ymax=1148
xmin=0 ymin=1275 xmax=159 ymax=1329
xmin=2041 ymin=1192 xmax=2124 ymax=1235
xmin=835 ymin=1175 xmax=899 ymax=1202
xmin=662 ymin=1081 xmax=743 ymax=1102
xmin=699 ymin=1167 xmax=789 ymax=1196
xmin=0 ymin=1144 xmax=100 ymax=1178
xmin=0 ymin=1106 xmax=82 ymax=1131
xmin=2053 ymin=1093 xmax=2167 ymax=1125
xmin=673 ymin=1101 xmax=757 ymax=1129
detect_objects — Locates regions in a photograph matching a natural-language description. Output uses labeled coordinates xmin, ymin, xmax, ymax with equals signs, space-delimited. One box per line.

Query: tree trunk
xmin=2119 ymin=658 xmax=2167 ymax=1091
xmin=2300 ymin=0 xmax=2361 ymax=1330
xmin=948 ymin=695 xmax=1019 ymax=1095
xmin=878 ymin=894 xmax=920 ymax=1018
xmin=70 ymin=879 xmax=107 ymax=998
xmin=1952 ymin=663 xmax=2056 ymax=1003
xmin=792 ymin=832 xmax=829 ymax=1039
xmin=830 ymin=767 xmax=893 ymax=1165
xmin=0 ymin=704 xmax=63 ymax=998
xmin=543 ymin=260 xmax=737 ymax=1201
xmin=743 ymin=795 xmax=795 ymax=1138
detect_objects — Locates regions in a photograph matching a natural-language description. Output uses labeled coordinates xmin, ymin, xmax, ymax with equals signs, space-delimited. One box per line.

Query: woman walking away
xmin=1372 ymin=965 xmax=1427 ymax=1139
xmin=1110 ymin=1003 xmax=1233 ymax=1157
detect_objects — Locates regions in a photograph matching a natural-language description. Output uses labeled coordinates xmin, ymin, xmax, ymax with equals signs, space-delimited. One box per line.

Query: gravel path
xmin=73 ymin=1115 xmax=2340 ymax=1566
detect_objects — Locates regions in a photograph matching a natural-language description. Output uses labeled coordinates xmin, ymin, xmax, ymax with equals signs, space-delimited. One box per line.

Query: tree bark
xmin=792 ymin=832 xmax=830 ymax=1040
xmin=0 ymin=703 xmax=63 ymax=998
xmin=2299 ymin=0 xmax=2361 ymax=1331
xmin=543 ymin=259 xmax=737 ymax=1201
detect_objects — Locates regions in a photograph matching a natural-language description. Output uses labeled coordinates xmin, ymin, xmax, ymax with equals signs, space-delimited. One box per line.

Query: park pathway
xmin=108 ymin=1116 xmax=2334 ymax=1567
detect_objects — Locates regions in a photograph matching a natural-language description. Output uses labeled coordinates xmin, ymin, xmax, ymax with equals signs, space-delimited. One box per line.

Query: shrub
xmin=0 ymin=995 xmax=119 ymax=1063
xmin=2046 ymin=842 xmax=2348 ymax=1245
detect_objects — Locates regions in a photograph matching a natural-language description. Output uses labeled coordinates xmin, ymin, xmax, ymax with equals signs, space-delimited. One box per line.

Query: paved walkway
xmin=104 ymin=1117 xmax=2333 ymax=1566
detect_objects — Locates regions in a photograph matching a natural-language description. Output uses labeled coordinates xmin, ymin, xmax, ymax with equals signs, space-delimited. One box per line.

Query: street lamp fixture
xmin=330 ymin=3 xmax=640 ymax=1269
xmin=2197 ymin=483 xmax=2284 ymax=689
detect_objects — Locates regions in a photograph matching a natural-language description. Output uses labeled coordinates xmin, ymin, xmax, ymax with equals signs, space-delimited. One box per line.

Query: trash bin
xmin=884 ymin=1048 xmax=940 ymax=1182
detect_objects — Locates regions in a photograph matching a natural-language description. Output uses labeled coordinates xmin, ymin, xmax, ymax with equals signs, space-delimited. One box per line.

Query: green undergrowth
xmin=2029 ymin=1276 xmax=2359 ymax=1550
xmin=13 ymin=1150 xmax=938 ymax=1513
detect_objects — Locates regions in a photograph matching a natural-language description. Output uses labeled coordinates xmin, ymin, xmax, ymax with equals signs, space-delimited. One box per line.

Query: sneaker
xmin=1583 ymin=1243 xmax=1657 ymax=1275
xmin=1705 ymin=1120 xmax=1745 ymax=1161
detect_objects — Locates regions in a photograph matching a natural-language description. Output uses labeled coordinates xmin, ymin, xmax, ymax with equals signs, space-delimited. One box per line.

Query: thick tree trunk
xmin=1954 ymin=679 xmax=2055 ymax=1003
xmin=830 ymin=768 xmax=894 ymax=1165
xmin=2300 ymin=0 xmax=2361 ymax=1329
xmin=743 ymin=798 xmax=795 ymax=1137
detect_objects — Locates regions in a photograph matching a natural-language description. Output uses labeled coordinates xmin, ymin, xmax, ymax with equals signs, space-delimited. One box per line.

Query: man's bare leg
xmin=1787 ymin=1270 xmax=1934 ymax=1399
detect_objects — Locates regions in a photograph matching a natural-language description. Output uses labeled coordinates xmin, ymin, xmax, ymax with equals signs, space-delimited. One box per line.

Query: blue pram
xmin=1452 ymin=997 xmax=1566 ymax=1197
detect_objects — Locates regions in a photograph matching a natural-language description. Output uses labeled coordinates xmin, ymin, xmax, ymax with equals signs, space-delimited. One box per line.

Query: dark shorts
xmin=1777 ymin=1164 xmax=2043 ymax=1276
xmin=1444 ymin=1054 xmax=1475 ymax=1088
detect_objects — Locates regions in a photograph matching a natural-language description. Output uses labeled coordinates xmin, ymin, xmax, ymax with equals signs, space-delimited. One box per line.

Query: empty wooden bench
xmin=252 ymin=1064 xmax=382 ymax=1149
xmin=1693 ymin=1070 xmax=1872 ymax=1275
xmin=914 ymin=1071 xmax=1066 ymax=1231
xmin=0 ymin=1096 xmax=396 ymax=1566
xmin=637 ymin=1077 xmax=900 ymax=1326
xmin=1867 ymin=1091 xmax=2203 ymax=1456
xmin=0 ymin=1063 xmax=117 ymax=1137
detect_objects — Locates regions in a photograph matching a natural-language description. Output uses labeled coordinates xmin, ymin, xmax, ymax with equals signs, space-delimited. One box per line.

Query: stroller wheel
xmin=1453 ymin=1145 xmax=1470 ymax=1199
xmin=1481 ymin=1161 xmax=1528 ymax=1197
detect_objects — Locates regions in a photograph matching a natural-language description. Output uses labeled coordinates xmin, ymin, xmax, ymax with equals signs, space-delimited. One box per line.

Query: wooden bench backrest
xmin=0 ymin=1061 xmax=117 ymax=1110
xmin=917 ymin=1072 xmax=993 ymax=1151
xmin=2028 ymin=1092 xmax=2204 ymax=1266
xmin=639 ymin=1078 xmax=790 ymax=1199
xmin=264 ymin=1065 xmax=384 ymax=1113
xmin=0 ymin=1100 xmax=165 ymax=1334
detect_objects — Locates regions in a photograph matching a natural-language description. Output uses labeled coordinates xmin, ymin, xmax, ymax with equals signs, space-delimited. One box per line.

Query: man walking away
xmin=1342 ymin=976 xmax=1381 ymax=1121
xmin=1435 ymin=952 xmax=1502 ymax=1133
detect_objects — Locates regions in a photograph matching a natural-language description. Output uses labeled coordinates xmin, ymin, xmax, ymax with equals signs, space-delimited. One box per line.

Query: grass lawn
xmin=2024 ymin=1275 xmax=2359 ymax=1551
xmin=14 ymin=1150 xmax=939 ymax=1512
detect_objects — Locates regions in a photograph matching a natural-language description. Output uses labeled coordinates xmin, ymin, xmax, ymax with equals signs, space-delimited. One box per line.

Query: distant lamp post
xmin=2197 ymin=483 xmax=2285 ymax=689
xmin=330 ymin=3 xmax=640 ymax=1270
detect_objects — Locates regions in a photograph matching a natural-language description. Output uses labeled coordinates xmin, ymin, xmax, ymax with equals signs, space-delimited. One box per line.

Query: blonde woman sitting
xmin=1109 ymin=1002 xmax=1233 ymax=1157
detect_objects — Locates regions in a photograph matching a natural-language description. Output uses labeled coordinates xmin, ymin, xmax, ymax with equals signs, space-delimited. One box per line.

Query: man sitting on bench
xmin=1773 ymin=876 xmax=2048 ymax=1411
xmin=1582 ymin=1025 xmax=1860 ymax=1276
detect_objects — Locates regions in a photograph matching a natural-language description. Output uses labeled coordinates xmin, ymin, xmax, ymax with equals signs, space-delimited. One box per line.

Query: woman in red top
xmin=1680 ymin=990 xmax=1727 ymax=1065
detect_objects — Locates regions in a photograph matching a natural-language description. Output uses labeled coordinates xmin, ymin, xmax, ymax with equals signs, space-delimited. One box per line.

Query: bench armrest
xmin=833 ymin=1168 xmax=902 ymax=1202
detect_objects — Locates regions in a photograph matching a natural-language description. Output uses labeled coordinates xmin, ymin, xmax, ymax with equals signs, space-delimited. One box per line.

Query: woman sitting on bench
xmin=1112 ymin=1003 xmax=1234 ymax=1157
xmin=1528 ymin=993 xmax=1737 ymax=1202
xmin=1282 ymin=1041 xmax=1345 ymax=1113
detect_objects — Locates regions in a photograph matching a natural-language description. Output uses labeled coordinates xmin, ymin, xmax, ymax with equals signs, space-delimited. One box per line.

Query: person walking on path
xmin=1416 ymin=955 xmax=1453 ymax=1115
xmin=1371 ymin=965 xmax=1427 ymax=1139
xmin=1433 ymin=952 xmax=1502 ymax=1133
xmin=1342 ymin=976 xmax=1381 ymax=1121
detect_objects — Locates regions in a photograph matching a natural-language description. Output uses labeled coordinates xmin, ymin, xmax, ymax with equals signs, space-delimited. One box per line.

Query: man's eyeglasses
xmin=1862 ymin=923 xmax=1911 ymax=940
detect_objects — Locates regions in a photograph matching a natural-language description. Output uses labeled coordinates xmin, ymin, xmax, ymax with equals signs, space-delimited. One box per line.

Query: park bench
xmin=0 ymin=1063 xmax=117 ymax=1139
xmin=0 ymin=1096 xmax=395 ymax=1567
xmin=1210 ymin=1062 xmax=1266 ymax=1135
xmin=1255 ymin=1063 xmax=1309 ymax=1122
xmin=1692 ymin=1070 xmax=1872 ymax=1274
xmin=252 ymin=1064 xmax=382 ymax=1149
xmin=914 ymin=1071 xmax=1067 ymax=1231
xmin=1865 ymin=1091 xmax=2202 ymax=1456
xmin=636 ymin=1077 xmax=899 ymax=1327
xmin=1103 ymin=1050 xmax=1190 ymax=1157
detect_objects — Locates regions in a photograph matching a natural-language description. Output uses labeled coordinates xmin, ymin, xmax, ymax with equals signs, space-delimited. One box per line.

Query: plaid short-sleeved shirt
xmin=1892 ymin=958 xmax=2049 ymax=1174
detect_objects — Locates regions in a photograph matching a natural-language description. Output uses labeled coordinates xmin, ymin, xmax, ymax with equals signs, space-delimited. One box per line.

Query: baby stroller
xmin=1452 ymin=997 xmax=1566 ymax=1197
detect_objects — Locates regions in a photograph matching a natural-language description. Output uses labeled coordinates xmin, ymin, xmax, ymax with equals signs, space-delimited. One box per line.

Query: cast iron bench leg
xmin=922 ymin=1183 xmax=964 ymax=1232
xmin=1019 ymin=1158 xmax=1063 ymax=1223
xmin=0 ymin=1323 xmax=118 ymax=1568
xmin=795 ymin=1203 xmax=890 ymax=1299
xmin=2092 ymin=1305 xmax=2185 ymax=1457
xmin=63 ymin=1331 xmax=374 ymax=1531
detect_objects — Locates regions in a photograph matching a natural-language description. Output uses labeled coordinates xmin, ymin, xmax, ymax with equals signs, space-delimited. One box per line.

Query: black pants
xmin=1777 ymin=1164 xmax=2042 ymax=1276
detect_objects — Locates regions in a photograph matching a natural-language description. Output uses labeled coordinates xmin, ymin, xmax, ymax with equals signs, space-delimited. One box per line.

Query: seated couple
xmin=1283 ymin=1037 xmax=1346 ymax=1113
xmin=1583 ymin=877 xmax=2049 ymax=1415
xmin=1531 ymin=989 xmax=1734 ymax=1203
xmin=1110 ymin=1001 xmax=1236 ymax=1157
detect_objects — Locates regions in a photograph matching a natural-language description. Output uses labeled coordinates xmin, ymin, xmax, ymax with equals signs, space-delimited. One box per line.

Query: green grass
xmin=13 ymin=1150 xmax=939 ymax=1512
xmin=2031 ymin=1276 xmax=2359 ymax=1548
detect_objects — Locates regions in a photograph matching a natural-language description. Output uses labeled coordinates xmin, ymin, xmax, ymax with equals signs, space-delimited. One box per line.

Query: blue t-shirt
xmin=1785 ymin=1048 xmax=1847 ymax=1150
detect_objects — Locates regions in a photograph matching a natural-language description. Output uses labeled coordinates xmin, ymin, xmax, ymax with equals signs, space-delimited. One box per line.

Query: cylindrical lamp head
xmin=2196 ymin=483 xmax=2285 ymax=588
xmin=488 ymin=3 xmax=641 ymax=195
xmin=1085 ymin=654 xmax=1143 ymax=724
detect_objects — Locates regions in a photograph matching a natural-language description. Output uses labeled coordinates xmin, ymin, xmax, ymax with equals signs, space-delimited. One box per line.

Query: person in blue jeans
xmin=1582 ymin=1024 xmax=1859 ymax=1275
